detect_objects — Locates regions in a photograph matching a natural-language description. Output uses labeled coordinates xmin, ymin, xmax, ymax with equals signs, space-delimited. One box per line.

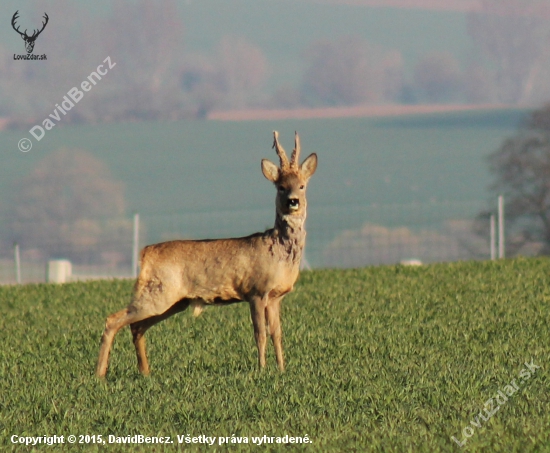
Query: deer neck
xmin=270 ymin=211 xmax=307 ymax=265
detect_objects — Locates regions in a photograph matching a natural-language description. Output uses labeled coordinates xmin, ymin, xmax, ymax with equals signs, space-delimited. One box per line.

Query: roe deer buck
xmin=96 ymin=131 xmax=317 ymax=377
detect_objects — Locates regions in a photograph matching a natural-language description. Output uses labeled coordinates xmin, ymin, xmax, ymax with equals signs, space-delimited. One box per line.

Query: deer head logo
xmin=11 ymin=10 xmax=48 ymax=54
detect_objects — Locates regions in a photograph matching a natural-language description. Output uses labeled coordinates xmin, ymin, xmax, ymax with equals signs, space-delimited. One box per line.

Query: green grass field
xmin=1 ymin=258 xmax=549 ymax=452
xmin=1 ymin=108 xmax=528 ymax=259
xmin=1 ymin=109 xmax=527 ymax=217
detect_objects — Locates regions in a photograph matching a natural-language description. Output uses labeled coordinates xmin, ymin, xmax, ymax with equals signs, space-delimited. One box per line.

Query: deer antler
xmin=11 ymin=11 xmax=26 ymax=38
xmin=272 ymin=131 xmax=290 ymax=170
xmin=31 ymin=13 xmax=48 ymax=39
xmin=290 ymin=132 xmax=301 ymax=168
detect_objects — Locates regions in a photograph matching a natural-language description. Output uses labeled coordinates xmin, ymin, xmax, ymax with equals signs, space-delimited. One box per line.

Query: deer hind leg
xmin=130 ymin=299 xmax=190 ymax=375
xmin=266 ymin=297 xmax=285 ymax=371
xmin=96 ymin=307 xmax=145 ymax=377
xmin=249 ymin=296 xmax=268 ymax=369
xmin=131 ymin=319 xmax=152 ymax=376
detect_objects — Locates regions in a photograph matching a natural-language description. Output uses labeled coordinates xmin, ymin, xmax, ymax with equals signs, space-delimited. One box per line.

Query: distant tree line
xmin=1 ymin=0 xmax=550 ymax=127
xmin=476 ymin=103 xmax=550 ymax=257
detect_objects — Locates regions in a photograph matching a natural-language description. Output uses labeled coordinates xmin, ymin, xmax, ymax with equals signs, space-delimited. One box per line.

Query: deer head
xmin=12 ymin=11 xmax=49 ymax=54
xmin=261 ymin=131 xmax=317 ymax=218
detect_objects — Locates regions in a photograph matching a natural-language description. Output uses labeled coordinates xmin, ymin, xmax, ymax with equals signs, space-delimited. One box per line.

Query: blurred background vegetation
xmin=3 ymin=0 xmax=550 ymax=275
xmin=3 ymin=0 xmax=550 ymax=124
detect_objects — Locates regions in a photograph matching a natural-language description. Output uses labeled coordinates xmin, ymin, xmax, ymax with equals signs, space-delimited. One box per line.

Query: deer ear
xmin=300 ymin=153 xmax=317 ymax=180
xmin=261 ymin=159 xmax=280 ymax=182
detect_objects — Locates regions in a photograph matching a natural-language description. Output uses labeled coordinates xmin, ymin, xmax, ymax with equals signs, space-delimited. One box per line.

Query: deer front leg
xmin=249 ymin=296 xmax=268 ymax=369
xmin=130 ymin=322 xmax=151 ymax=375
xmin=266 ymin=297 xmax=285 ymax=371
xmin=130 ymin=299 xmax=190 ymax=375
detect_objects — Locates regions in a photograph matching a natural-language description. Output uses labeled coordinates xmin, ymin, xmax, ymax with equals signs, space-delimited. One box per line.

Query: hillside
xmin=2 ymin=108 xmax=527 ymax=217
xmin=0 ymin=107 xmax=529 ymax=269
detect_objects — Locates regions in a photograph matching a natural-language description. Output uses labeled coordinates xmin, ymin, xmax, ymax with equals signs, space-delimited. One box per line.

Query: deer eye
xmin=278 ymin=186 xmax=285 ymax=192
xmin=300 ymin=185 xmax=305 ymax=190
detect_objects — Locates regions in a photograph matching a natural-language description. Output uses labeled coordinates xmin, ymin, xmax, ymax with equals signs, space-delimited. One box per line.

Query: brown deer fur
xmin=96 ymin=131 xmax=317 ymax=377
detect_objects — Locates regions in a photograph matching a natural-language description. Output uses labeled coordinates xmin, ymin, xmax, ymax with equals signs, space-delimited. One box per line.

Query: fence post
xmin=14 ymin=242 xmax=21 ymax=284
xmin=498 ymin=195 xmax=505 ymax=259
xmin=490 ymin=215 xmax=496 ymax=260
xmin=132 ymin=213 xmax=140 ymax=278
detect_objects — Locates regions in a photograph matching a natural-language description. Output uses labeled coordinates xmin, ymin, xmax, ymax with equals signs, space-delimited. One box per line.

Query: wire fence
xmin=0 ymin=200 xmax=508 ymax=284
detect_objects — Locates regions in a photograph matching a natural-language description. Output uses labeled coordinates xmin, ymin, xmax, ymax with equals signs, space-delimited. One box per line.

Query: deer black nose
xmin=288 ymin=198 xmax=299 ymax=210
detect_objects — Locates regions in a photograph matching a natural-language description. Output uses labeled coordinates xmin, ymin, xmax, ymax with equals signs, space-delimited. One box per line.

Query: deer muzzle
xmin=288 ymin=199 xmax=299 ymax=210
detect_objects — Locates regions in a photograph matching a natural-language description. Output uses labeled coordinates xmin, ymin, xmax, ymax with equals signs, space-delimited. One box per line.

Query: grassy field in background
xmin=1 ymin=258 xmax=549 ymax=451
xmin=0 ymin=108 xmax=528 ymax=271
xmin=1 ymin=108 xmax=527 ymax=220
